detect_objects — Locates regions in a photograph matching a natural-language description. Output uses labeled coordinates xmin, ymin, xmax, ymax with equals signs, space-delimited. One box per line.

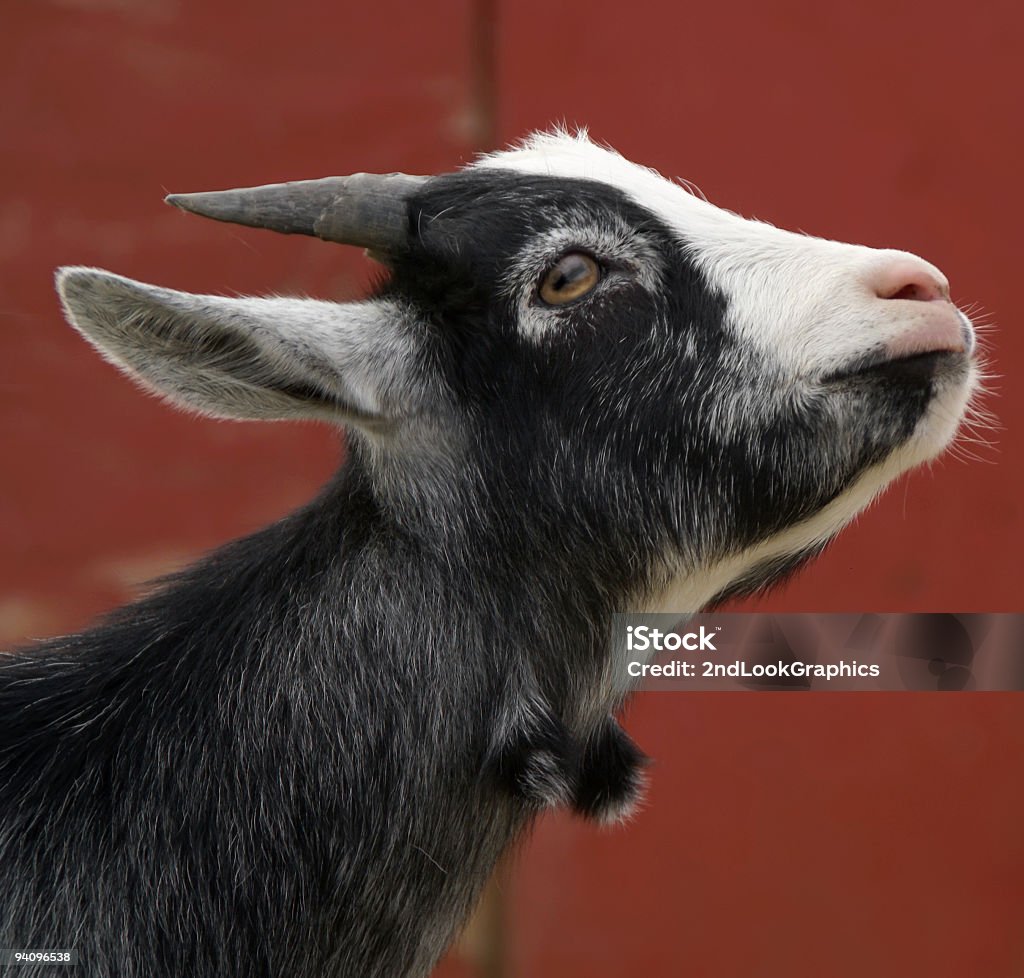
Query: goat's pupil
xmin=555 ymin=255 xmax=588 ymax=290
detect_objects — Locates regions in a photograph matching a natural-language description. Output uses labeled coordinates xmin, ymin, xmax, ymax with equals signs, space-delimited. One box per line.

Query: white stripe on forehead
xmin=473 ymin=129 xmax=749 ymax=244
xmin=471 ymin=128 xmax=861 ymax=268
xmin=474 ymin=130 xmax=950 ymax=383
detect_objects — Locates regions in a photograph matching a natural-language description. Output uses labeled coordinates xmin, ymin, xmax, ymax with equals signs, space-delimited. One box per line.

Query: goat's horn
xmin=165 ymin=173 xmax=428 ymax=252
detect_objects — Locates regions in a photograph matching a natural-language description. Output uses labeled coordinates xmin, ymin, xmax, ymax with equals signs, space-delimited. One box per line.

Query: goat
xmin=0 ymin=130 xmax=978 ymax=977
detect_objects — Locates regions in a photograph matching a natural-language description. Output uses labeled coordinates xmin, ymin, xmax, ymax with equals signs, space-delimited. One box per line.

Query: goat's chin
xmin=638 ymin=361 xmax=978 ymax=618
xmin=902 ymin=359 xmax=979 ymax=464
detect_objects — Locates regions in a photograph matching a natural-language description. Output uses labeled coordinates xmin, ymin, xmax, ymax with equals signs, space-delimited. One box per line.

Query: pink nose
xmin=871 ymin=257 xmax=950 ymax=303
xmin=869 ymin=256 xmax=970 ymax=360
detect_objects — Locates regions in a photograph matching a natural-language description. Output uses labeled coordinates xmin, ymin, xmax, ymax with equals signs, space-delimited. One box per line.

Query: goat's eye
xmin=539 ymin=252 xmax=601 ymax=305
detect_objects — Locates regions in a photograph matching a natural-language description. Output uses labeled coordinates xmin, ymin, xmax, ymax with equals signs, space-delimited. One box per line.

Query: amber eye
xmin=539 ymin=252 xmax=601 ymax=306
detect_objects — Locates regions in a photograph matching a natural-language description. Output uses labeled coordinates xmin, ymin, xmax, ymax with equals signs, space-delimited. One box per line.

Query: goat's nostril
xmin=873 ymin=258 xmax=950 ymax=303
xmin=888 ymin=282 xmax=938 ymax=302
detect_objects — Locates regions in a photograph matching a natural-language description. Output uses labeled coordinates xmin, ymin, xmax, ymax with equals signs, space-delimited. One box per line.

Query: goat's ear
xmin=56 ymin=267 xmax=425 ymax=429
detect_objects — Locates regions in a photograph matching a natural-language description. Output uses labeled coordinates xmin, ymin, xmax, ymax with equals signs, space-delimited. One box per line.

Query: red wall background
xmin=2 ymin=1 xmax=1022 ymax=975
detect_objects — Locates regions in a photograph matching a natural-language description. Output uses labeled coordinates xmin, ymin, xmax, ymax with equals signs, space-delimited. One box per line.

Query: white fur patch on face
xmin=475 ymin=130 xmax=972 ymax=381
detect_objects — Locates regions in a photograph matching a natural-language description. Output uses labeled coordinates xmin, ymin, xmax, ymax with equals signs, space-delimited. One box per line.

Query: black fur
xmin=572 ymin=717 xmax=650 ymax=823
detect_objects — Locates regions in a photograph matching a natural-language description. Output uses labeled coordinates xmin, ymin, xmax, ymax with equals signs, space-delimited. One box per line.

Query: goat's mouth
xmin=823 ymin=306 xmax=975 ymax=386
xmin=821 ymin=348 xmax=969 ymax=386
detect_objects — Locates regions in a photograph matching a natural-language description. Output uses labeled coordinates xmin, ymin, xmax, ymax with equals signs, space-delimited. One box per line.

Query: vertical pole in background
xmin=456 ymin=9 xmax=506 ymax=974
xmin=468 ymin=0 xmax=499 ymax=153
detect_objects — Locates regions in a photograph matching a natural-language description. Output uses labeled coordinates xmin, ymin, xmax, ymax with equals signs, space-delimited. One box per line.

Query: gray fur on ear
xmin=56 ymin=267 xmax=422 ymax=429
